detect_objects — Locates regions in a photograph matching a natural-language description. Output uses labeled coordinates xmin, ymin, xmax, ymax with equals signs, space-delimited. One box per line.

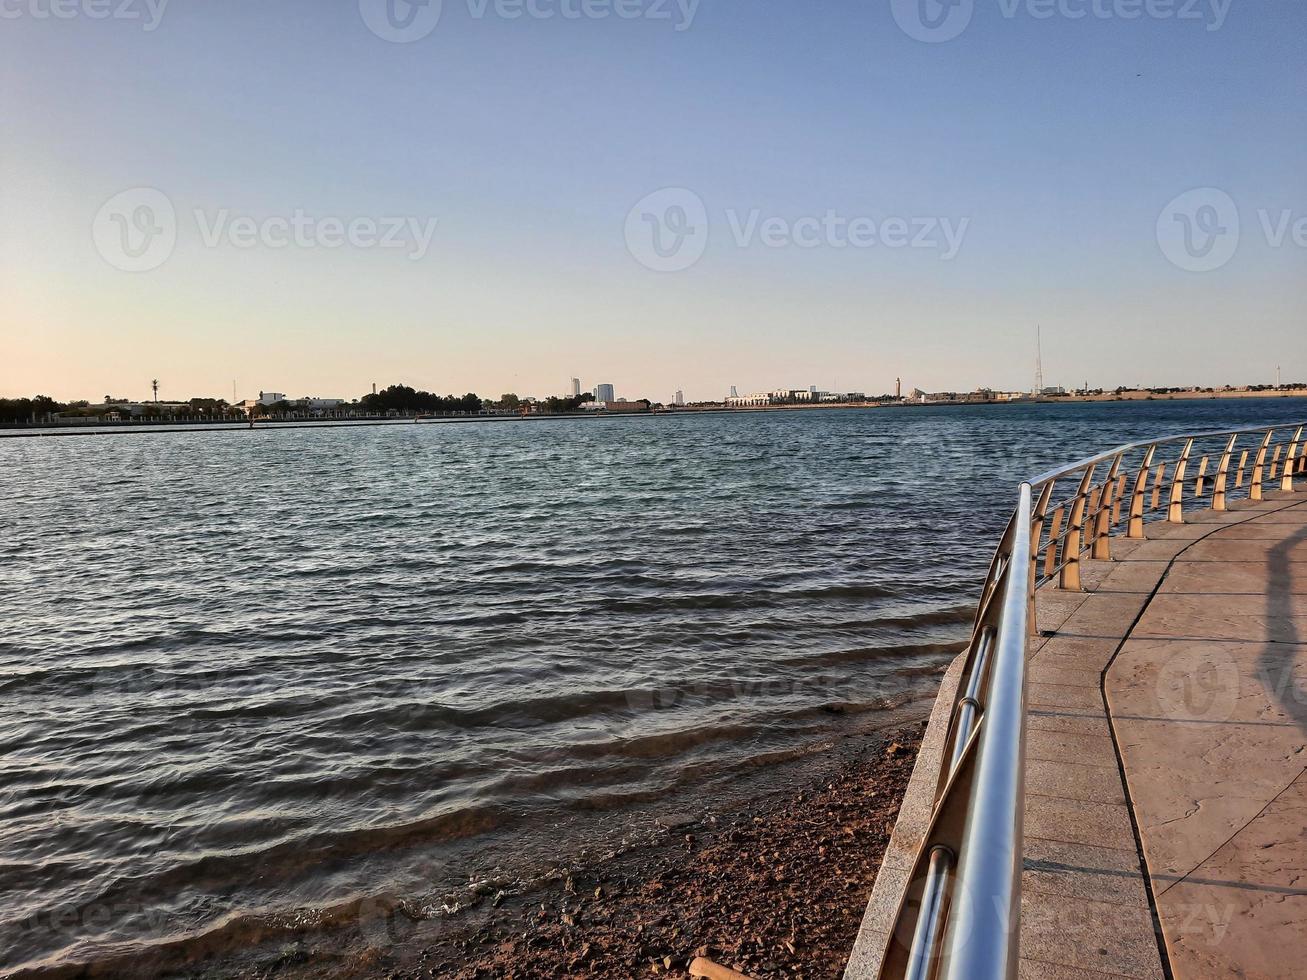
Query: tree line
xmin=359 ymin=385 xmax=482 ymax=414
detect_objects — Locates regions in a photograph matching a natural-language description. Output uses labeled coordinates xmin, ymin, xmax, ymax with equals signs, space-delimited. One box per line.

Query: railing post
xmin=1168 ymin=438 xmax=1195 ymax=523
xmin=1251 ymin=430 xmax=1275 ymax=501
xmin=1128 ymin=445 xmax=1157 ymax=538
xmin=1030 ymin=483 xmax=1054 ymax=616
xmin=1092 ymin=453 xmax=1123 ymax=559
xmin=1212 ymin=434 xmax=1238 ymax=511
xmin=1193 ymin=455 xmax=1210 ymax=498
xmin=1043 ymin=506 xmax=1064 ymax=581
xmin=1150 ymin=462 xmax=1167 ymax=512
xmin=1060 ymin=464 xmax=1096 ymax=591
xmin=1234 ymin=448 xmax=1250 ymax=489
xmin=1282 ymin=426 xmax=1303 ymax=492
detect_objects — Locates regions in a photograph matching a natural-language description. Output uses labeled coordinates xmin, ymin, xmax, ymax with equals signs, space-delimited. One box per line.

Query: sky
xmin=1 ymin=0 xmax=1304 ymax=404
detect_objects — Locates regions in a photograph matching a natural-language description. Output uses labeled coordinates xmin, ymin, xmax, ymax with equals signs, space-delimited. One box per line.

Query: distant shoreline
xmin=3 ymin=389 xmax=1305 ymax=438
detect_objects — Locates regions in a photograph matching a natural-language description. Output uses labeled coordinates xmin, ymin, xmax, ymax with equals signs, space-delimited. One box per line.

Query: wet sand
xmin=209 ymin=724 xmax=922 ymax=980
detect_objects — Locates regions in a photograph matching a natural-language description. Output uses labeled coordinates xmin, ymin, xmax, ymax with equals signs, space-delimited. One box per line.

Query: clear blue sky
xmin=2 ymin=0 xmax=1304 ymax=403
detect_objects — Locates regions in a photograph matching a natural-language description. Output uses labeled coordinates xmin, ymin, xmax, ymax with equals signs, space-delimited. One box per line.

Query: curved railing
xmin=876 ymin=421 xmax=1305 ymax=980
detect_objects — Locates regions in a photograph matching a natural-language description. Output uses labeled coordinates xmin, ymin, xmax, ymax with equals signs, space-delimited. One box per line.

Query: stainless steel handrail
xmin=875 ymin=419 xmax=1307 ymax=980
xmin=878 ymin=484 xmax=1033 ymax=980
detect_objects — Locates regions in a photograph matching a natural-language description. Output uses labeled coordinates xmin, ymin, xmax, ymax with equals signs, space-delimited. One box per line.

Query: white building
xmin=674 ymin=389 xmax=685 ymax=406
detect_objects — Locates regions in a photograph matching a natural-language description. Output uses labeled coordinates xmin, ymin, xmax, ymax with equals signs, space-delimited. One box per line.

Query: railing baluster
xmin=1213 ymin=434 xmax=1238 ymax=511
xmin=1043 ymin=506 xmax=1064 ymax=579
xmin=1061 ymin=464 xmax=1097 ymax=590
xmin=1127 ymin=445 xmax=1157 ymax=538
xmin=1235 ymin=449 xmax=1250 ymax=489
xmin=1150 ymin=462 xmax=1167 ymax=512
xmin=1194 ymin=455 xmax=1209 ymax=497
xmin=1251 ymin=430 xmax=1275 ymax=501
xmin=1282 ymin=426 xmax=1303 ymax=492
xmin=1092 ymin=454 xmax=1123 ymax=560
xmin=1029 ymin=483 xmax=1055 ymax=629
xmin=1168 ymin=439 xmax=1195 ymax=523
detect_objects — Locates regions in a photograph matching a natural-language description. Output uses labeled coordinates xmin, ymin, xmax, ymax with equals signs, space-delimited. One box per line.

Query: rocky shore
xmin=237 ymin=724 xmax=923 ymax=980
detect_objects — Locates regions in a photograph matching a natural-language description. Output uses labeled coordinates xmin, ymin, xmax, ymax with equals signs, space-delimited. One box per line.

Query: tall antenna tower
xmin=1034 ymin=326 xmax=1044 ymax=396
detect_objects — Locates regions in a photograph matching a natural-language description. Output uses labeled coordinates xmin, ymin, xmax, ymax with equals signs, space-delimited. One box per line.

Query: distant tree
xmin=360 ymin=384 xmax=484 ymax=415
xmin=188 ymin=397 xmax=229 ymax=416
xmin=541 ymin=393 xmax=596 ymax=414
xmin=0 ymin=394 xmax=68 ymax=423
xmin=499 ymin=394 xmax=521 ymax=411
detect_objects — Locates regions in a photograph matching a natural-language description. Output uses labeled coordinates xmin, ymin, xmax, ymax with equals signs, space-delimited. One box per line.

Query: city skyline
xmin=15 ymin=361 xmax=1307 ymax=411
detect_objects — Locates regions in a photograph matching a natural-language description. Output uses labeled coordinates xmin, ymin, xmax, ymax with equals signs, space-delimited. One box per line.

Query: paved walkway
xmin=847 ymin=491 xmax=1307 ymax=980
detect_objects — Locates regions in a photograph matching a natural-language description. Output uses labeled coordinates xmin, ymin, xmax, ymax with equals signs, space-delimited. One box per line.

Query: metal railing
xmin=876 ymin=420 xmax=1306 ymax=980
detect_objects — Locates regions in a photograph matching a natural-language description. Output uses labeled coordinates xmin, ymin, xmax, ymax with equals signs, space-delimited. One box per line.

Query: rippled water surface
xmin=3 ymin=400 xmax=1304 ymax=973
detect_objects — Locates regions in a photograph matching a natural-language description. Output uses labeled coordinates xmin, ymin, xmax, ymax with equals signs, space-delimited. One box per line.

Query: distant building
xmin=674 ymin=389 xmax=685 ymax=406
xmin=237 ymin=393 xmax=344 ymax=415
xmin=729 ymin=385 xmax=739 ymax=398
xmin=571 ymin=377 xmax=581 ymax=397
xmin=595 ymin=383 xmax=615 ymax=402
xmin=726 ymin=392 xmax=773 ymax=406
xmin=582 ymin=400 xmax=648 ymax=413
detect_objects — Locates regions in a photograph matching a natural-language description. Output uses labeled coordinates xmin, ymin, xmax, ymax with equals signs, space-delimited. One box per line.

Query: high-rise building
xmin=595 ymin=383 xmax=615 ymax=403
xmin=729 ymin=385 xmax=738 ymax=398
xmin=896 ymin=377 xmax=902 ymax=399
xmin=570 ymin=377 xmax=581 ymax=397
xmin=674 ymin=389 xmax=685 ymax=406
